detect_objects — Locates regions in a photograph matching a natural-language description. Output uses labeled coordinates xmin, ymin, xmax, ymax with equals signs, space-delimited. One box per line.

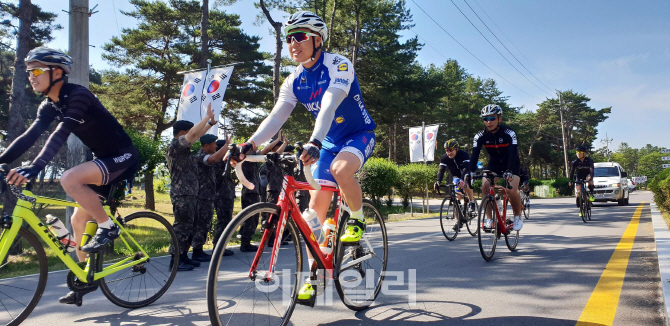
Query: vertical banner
xmin=409 ymin=127 xmax=423 ymax=163
xmin=423 ymin=125 xmax=439 ymax=162
xmin=202 ymin=66 xmax=234 ymax=135
xmin=177 ymin=70 xmax=207 ymax=124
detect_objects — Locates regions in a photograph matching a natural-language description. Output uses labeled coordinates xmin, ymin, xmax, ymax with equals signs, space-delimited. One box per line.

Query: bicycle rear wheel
xmin=477 ymin=197 xmax=497 ymax=261
xmin=334 ymin=199 xmax=388 ymax=311
xmin=505 ymin=229 xmax=519 ymax=251
xmin=207 ymin=203 xmax=302 ymax=326
xmin=522 ymin=194 xmax=530 ymax=220
xmin=465 ymin=199 xmax=479 ymax=236
xmin=99 ymin=211 xmax=178 ymax=308
xmin=439 ymin=197 xmax=459 ymax=241
xmin=0 ymin=227 xmax=48 ymax=326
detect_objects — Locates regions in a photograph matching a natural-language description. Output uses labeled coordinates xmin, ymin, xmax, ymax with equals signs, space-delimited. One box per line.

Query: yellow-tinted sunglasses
xmin=576 ymin=151 xmax=586 ymax=154
xmin=26 ymin=67 xmax=53 ymax=77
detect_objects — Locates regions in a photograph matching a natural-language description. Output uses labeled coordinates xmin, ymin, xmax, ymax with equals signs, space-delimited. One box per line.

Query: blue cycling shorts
xmin=311 ymin=130 xmax=376 ymax=187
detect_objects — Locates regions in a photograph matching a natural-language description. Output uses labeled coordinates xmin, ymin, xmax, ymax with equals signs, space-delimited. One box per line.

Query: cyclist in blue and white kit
xmin=230 ymin=11 xmax=375 ymax=301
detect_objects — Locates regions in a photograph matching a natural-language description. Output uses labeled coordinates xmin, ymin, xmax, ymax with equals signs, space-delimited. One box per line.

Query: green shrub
xmin=359 ymin=157 xmax=399 ymax=208
xmin=551 ymin=177 xmax=572 ymax=196
xmin=650 ymin=168 xmax=670 ymax=211
xmin=154 ymin=176 xmax=170 ymax=194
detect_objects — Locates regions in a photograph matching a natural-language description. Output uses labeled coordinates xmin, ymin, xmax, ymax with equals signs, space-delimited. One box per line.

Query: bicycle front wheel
xmin=207 ymin=203 xmax=302 ymax=326
xmin=0 ymin=227 xmax=48 ymax=326
xmin=477 ymin=196 xmax=497 ymax=261
xmin=334 ymin=199 xmax=388 ymax=311
xmin=580 ymin=195 xmax=588 ymax=223
xmin=522 ymin=194 xmax=530 ymax=220
xmin=439 ymin=197 xmax=459 ymax=241
xmin=99 ymin=211 xmax=178 ymax=308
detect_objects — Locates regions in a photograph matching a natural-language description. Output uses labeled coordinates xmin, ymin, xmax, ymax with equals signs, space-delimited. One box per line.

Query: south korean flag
xmin=201 ymin=66 xmax=234 ymax=135
xmin=177 ymin=70 xmax=207 ymax=124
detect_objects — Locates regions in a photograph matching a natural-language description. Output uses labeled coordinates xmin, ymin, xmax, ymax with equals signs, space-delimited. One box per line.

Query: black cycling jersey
xmin=469 ymin=125 xmax=520 ymax=175
xmin=0 ymin=83 xmax=133 ymax=171
xmin=569 ymin=157 xmax=595 ymax=181
xmin=437 ymin=150 xmax=470 ymax=182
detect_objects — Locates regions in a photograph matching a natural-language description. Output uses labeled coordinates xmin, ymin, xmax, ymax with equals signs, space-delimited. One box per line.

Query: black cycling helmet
xmin=444 ymin=139 xmax=459 ymax=150
xmin=576 ymin=145 xmax=588 ymax=152
xmin=25 ymin=47 xmax=72 ymax=95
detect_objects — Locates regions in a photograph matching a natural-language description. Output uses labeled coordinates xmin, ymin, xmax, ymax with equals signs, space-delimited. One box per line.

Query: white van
xmin=592 ymin=162 xmax=629 ymax=205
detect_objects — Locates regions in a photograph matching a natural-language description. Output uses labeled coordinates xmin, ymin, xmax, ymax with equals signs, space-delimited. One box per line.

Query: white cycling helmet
xmin=480 ymin=104 xmax=503 ymax=117
xmin=284 ymin=11 xmax=328 ymax=42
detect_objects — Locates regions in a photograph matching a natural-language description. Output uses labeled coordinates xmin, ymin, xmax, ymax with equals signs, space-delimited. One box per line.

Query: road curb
xmin=650 ymin=202 xmax=670 ymax=325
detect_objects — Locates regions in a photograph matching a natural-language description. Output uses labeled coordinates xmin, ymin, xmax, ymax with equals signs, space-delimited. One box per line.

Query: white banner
xmin=423 ymin=125 xmax=439 ymax=162
xmin=177 ymin=70 xmax=207 ymax=124
xmin=663 ymin=164 xmax=670 ymax=169
xmin=409 ymin=127 xmax=423 ymax=163
xmin=202 ymin=66 xmax=234 ymax=135
xmin=662 ymin=149 xmax=670 ymax=154
xmin=632 ymin=176 xmax=647 ymax=184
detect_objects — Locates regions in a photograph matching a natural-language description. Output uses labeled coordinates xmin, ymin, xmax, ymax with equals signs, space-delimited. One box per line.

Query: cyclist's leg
xmin=507 ymin=176 xmax=522 ymax=216
xmin=71 ymin=207 xmax=94 ymax=262
xmin=331 ymin=152 xmax=363 ymax=211
xmin=575 ymin=183 xmax=582 ymax=207
xmin=60 ymin=161 xmax=107 ymax=223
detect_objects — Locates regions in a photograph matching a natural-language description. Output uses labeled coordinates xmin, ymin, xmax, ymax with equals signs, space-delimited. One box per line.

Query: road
xmin=18 ymin=191 xmax=665 ymax=325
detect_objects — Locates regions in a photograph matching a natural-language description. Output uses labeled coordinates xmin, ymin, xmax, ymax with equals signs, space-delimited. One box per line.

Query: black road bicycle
xmin=438 ymin=184 xmax=479 ymax=240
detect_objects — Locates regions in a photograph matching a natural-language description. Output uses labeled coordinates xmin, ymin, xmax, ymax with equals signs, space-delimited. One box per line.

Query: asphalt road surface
xmin=16 ymin=191 xmax=664 ymax=326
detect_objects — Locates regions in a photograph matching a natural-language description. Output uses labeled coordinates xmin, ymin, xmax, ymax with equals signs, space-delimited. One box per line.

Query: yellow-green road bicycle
xmin=0 ymin=166 xmax=179 ymax=326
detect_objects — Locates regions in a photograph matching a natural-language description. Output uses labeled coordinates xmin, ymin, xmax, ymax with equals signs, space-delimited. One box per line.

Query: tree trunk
xmin=259 ymin=0 xmax=282 ymax=102
xmin=144 ymin=170 xmax=155 ymax=210
xmin=351 ymin=0 xmax=361 ymax=66
xmin=3 ymin=0 xmax=32 ymax=215
xmin=326 ymin=0 xmax=338 ymax=51
xmin=199 ymin=0 xmax=209 ymax=68
xmin=525 ymin=120 xmax=543 ymax=166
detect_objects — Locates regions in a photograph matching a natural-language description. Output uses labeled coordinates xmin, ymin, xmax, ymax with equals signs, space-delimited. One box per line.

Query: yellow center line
xmin=576 ymin=202 xmax=645 ymax=326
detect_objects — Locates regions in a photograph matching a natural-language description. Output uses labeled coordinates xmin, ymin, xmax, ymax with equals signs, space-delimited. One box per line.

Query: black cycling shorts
xmin=487 ymin=163 xmax=519 ymax=176
xmin=88 ymin=146 xmax=139 ymax=197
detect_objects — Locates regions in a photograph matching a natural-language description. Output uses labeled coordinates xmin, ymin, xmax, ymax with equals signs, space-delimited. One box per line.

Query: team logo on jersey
xmin=334 ymin=78 xmax=349 ymax=86
xmin=310 ymin=88 xmax=323 ymax=101
xmin=499 ymin=138 xmax=503 ymax=143
xmin=365 ymin=138 xmax=376 ymax=157
xmin=336 ymin=116 xmax=344 ymax=124
xmin=305 ymin=101 xmax=320 ymax=112
xmin=332 ymin=56 xmax=343 ymax=65
xmin=338 ymin=63 xmax=348 ymax=71
xmin=300 ymin=76 xmax=306 ymax=83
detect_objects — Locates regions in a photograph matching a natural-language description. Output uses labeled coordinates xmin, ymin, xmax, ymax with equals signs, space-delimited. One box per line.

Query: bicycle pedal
xmin=296 ymin=294 xmax=317 ymax=307
xmin=341 ymin=241 xmax=360 ymax=246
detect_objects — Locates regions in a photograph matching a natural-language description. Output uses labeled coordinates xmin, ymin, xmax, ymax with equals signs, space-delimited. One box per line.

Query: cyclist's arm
xmin=249 ymin=76 xmax=298 ymax=146
xmin=0 ymin=110 xmax=53 ymax=164
xmin=309 ymin=88 xmax=347 ymax=143
xmin=505 ymin=128 xmax=519 ymax=174
xmin=569 ymin=160 xmax=576 ymax=181
xmin=469 ymin=133 xmax=483 ymax=173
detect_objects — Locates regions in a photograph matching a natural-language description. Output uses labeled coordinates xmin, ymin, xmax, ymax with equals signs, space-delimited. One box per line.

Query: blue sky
xmin=38 ymin=0 xmax=670 ymax=150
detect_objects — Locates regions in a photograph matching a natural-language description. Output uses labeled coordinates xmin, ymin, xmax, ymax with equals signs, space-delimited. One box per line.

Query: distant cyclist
xmin=466 ymin=104 xmax=523 ymax=231
xmin=0 ymin=47 xmax=139 ymax=304
xmin=568 ymin=145 xmax=595 ymax=214
xmin=228 ymin=11 xmax=376 ymax=302
xmin=434 ymin=139 xmax=476 ymax=215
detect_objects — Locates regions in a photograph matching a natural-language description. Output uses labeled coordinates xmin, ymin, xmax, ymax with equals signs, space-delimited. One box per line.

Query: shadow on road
xmin=73 ymin=303 xmax=210 ymax=325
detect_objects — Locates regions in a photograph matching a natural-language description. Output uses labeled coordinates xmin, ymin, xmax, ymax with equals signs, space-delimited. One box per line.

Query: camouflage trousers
xmin=297 ymin=191 xmax=311 ymax=213
xmin=212 ymin=197 xmax=235 ymax=247
xmin=171 ymin=195 xmax=197 ymax=254
xmin=239 ymin=193 xmax=260 ymax=243
xmin=192 ymin=199 xmax=214 ymax=249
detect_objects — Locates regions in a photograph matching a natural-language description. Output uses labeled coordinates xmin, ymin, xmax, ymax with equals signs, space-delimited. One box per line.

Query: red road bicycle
xmin=472 ymin=170 xmax=519 ymax=261
xmin=206 ymin=145 xmax=388 ymax=326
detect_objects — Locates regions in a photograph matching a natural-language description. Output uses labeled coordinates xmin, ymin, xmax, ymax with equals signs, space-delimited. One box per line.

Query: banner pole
xmin=200 ymin=59 xmax=212 ymax=120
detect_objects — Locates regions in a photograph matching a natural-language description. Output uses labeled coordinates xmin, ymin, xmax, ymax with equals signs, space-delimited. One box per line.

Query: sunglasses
xmin=482 ymin=116 xmax=497 ymax=122
xmin=285 ymin=31 xmax=319 ymax=44
xmin=26 ymin=67 xmax=53 ymax=77
xmin=576 ymin=151 xmax=586 ymax=154
xmin=445 ymin=148 xmax=456 ymax=152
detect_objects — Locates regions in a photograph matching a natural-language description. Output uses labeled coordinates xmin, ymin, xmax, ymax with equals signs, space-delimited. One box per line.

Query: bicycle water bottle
xmin=320 ymin=218 xmax=337 ymax=255
xmin=302 ymin=209 xmax=323 ymax=244
xmin=494 ymin=194 xmax=504 ymax=213
xmin=46 ymin=214 xmax=77 ymax=252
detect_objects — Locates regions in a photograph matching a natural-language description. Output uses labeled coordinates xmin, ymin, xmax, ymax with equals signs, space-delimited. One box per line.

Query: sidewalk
xmin=650 ymin=202 xmax=670 ymax=325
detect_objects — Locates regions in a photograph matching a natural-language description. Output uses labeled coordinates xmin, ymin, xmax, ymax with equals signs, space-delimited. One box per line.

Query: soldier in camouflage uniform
xmin=192 ymin=133 xmax=230 ymax=262
xmin=166 ymin=107 xmax=217 ymax=271
xmin=212 ymin=139 xmax=235 ymax=256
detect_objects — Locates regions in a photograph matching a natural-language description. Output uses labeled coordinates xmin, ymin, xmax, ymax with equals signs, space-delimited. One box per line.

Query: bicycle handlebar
xmin=471 ymin=170 xmax=513 ymax=190
xmin=234 ymin=154 xmax=321 ymax=192
xmin=0 ymin=163 xmax=36 ymax=203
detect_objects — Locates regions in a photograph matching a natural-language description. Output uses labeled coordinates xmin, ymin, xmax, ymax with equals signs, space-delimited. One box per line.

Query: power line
xmin=410 ymin=28 xmax=450 ymax=61
xmin=111 ymin=0 xmax=121 ymax=35
xmin=462 ymin=0 xmax=553 ymax=94
xmin=450 ymin=0 xmax=550 ymax=97
xmin=409 ymin=0 xmax=542 ymax=101
xmin=470 ymin=0 xmax=558 ymax=91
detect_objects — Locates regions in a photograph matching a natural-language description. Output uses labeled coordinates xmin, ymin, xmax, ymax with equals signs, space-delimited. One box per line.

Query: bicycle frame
xmin=0 ymin=189 xmax=150 ymax=283
xmin=250 ymin=175 xmax=343 ymax=282
xmin=479 ymin=176 xmax=511 ymax=235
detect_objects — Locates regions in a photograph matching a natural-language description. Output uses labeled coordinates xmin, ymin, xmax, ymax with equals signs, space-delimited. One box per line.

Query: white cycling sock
xmin=350 ymin=208 xmax=364 ymax=221
xmin=98 ymin=218 xmax=114 ymax=229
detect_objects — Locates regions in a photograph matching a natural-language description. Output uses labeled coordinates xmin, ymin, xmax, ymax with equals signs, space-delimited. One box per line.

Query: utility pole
xmin=65 ymin=0 xmax=92 ymax=236
xmin=601 ymin=133 xmax=614 ymax=162
xmin=557 ymin=90 xmax=569 ymax=177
